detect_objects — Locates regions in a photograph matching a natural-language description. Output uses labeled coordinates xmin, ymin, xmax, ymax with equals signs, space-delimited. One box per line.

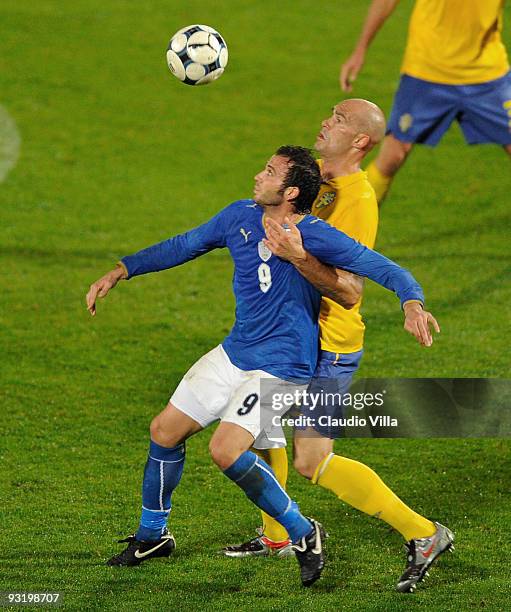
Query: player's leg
xmin=298 ymin=349 xmax=437 ymax=541
xmin=139 ymin=344 xmax=238 ymax=539
xmin=213 ymin=376 xmax=326 ymax=586
xmin=221 ymin=361 xmax=337 ymax=558
xmin=366 ymin=135 xmax=413 ymax=203
xmin=107 ymin=345 xmax=230 ymax=567
xmin=293 ymin=428 xmax=434 ymax=541
xmin=210 ymin=421 xmax=313 ymax=545
xmin=135 ymin=403 xmax=203 ymax=542
xmin=311 ymin=447 xmax=454 ymax=592
xmin=310 ymin=450 xmax=436 ymax=541
xmin=366 ymin=74 xmax=459 ymax=204
xmin=504 ymin=143 xmax=511 ymax=157
xmin=292 ymin=426 xmax=440 ymax=544
xmin=255 ymin=448 xmax=290 ymax=543
xmin=292 ymin=436 xmax=449 ymax=591
xmin=221 ymin=445 xmax=294 ymax=558
xmin=293 ymin=430 xmax=333 ymax=480
xmin=107 ymin=402 xmax=203 ymax=567
xmin=296 ymin=442 xmax=454 ymax=593
xmin=298 ymin=350 xmax=453 ymax=591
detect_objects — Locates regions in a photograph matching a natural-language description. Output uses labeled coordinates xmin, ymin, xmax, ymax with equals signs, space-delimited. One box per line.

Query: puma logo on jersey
xmin=240 ymin=228 xmax=252 ymax=243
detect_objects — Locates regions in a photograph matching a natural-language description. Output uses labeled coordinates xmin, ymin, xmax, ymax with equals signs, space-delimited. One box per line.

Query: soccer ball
xmin=166 ymin=25 xmax=228 ymax=86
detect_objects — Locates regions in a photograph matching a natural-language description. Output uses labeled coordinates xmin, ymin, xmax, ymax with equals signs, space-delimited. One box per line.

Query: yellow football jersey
xmin=312 ymin=165 xmax=378 ymax=354
xmin=402 ymin=0 xmax=509 ymax=84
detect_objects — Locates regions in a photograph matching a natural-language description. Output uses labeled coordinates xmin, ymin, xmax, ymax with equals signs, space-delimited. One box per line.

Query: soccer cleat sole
xmin=221 ymin=542 xmax=294 ymax=559
xmin=221 ymin=548 xmax=269 ymax=558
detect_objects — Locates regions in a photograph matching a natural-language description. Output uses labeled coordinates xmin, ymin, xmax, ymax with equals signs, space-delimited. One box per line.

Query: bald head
xmin=315 ymin=98 xmax=387 ymax=166
xmin=339 ymin=98 xmax=386 ymax=149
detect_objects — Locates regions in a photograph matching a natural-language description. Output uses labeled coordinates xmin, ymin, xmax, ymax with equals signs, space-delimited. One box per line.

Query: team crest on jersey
xmin=399 ymin=113 xmax=413 ymax=133
xmin=315 ymin=191 xmax=336 ymax=210
xmin=258 ymin=240 xmax=272 ymax=262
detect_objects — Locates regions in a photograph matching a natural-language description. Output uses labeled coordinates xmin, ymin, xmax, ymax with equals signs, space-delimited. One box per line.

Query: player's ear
xmin=284 ymin=186 xmax=299 ymax=202
xmin=353 ymin=133 xmax=371 ymax=151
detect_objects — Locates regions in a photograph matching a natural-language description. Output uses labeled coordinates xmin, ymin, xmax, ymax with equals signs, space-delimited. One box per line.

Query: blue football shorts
xmin=387 ymin=71 xmax=511 ymax=146
xmin=295 ymin=348 xmax=364 ymax=439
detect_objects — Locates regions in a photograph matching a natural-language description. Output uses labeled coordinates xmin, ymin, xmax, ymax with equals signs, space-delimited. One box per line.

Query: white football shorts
xmin=170 ymin=344 xmax=295 ymax=449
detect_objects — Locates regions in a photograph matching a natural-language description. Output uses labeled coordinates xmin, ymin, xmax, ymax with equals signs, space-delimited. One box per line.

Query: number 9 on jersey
xmin=258 ymin=263 xmax=272 ymax=293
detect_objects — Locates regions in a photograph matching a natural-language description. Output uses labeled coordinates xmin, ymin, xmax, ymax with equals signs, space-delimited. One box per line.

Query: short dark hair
xmin=275 ymin=145 xmax=321 ymax=214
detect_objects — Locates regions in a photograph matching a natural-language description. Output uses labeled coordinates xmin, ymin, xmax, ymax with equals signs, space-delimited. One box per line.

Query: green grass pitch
xmin=1 ymin=0 xmax=510 ymax=609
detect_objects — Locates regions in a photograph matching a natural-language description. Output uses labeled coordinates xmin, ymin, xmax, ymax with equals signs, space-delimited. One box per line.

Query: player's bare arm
xmin=263 ymin=216 xmax=362 ymax=309
xmin=293 ymin=254 xmax=363 ymax=310
xmin=86 ymin=264 xmax=127 ymax=316
xmin=403 ymin=301 xmax=440 ymax=347
xmin=340 ymin=0 xmax=400 ymax=92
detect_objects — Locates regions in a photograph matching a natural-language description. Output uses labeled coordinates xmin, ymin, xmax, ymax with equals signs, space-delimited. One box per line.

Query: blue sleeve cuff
xmin=117 ymin=260 xmax=130 ymax=279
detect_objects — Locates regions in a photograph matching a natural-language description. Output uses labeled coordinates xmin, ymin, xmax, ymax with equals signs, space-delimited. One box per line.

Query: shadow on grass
xmin=0 ymin=245 xmax=233 ymax=265
xmin=364 ymin=263 xmax=511 ymax=320
xmin=0 ymin=246 xmax=120 ymax=263
xmin=385 ymin=210 xmax=511 ymax=250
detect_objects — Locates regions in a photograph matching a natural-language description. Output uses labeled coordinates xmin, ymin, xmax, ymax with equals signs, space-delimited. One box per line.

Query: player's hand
xmin=403 ymin=302 xmax=440 ymax=347
xmin=340 ymin=48 xmax=366 ymax=92
xmin=86 ymin=267 xmax=126 ymax=316
xmin=263 ymin=216 xmax=306 ymax=263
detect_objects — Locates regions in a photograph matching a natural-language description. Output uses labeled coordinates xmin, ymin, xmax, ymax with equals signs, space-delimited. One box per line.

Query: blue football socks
xmin=223 ymin=450 xmax=312 ymax=543
xmin=136 ymin=440 xmax=185 ymax=542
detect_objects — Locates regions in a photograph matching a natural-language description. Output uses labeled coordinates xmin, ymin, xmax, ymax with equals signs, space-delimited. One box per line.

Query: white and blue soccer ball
xmin=166 ymin=25 xmax=228 ymax=86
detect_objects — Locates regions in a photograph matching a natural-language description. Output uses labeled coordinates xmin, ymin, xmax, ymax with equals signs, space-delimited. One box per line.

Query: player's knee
xmin=293 ymin=454 xmax=318 ymax=480
xmin=209 ymin=438 xmax=241 ymax=471
xmin=378 ymin=136 xmax=413 ymax=176
xmin=149 ymin=415 xmax=181 ymax=448
xmin=387 ymin=149 xmax=410 ymax=174
xmin=294 ymin=446 xmax=332 ymax=481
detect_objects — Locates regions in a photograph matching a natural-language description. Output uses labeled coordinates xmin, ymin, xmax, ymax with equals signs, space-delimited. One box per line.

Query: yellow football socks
xmin=256 ymin=447 xmax=290 ymax=542
xmin=313 ymin=454 xmax=436 ymax=541
xmin=366 ymin=160 xmax=392 ymax=204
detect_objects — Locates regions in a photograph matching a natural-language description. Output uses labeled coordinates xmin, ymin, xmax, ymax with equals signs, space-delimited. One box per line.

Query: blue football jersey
xmin=121 ymin=200 xmax=424 ymax=380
